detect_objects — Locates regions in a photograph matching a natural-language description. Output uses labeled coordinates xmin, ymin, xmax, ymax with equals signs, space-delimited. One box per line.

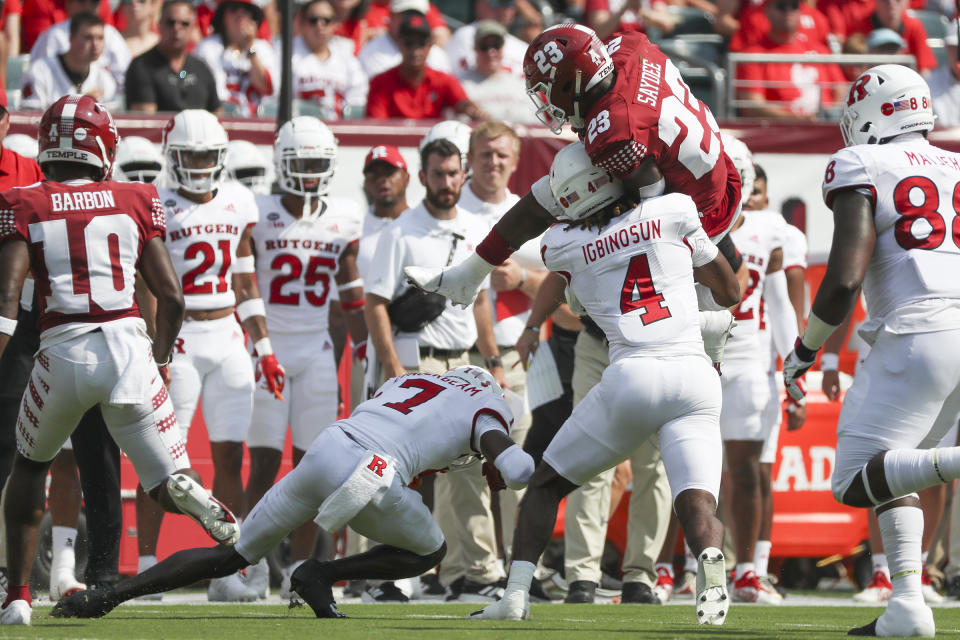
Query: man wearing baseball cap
xmin=358 ymin=0 xmax=452 ymax=79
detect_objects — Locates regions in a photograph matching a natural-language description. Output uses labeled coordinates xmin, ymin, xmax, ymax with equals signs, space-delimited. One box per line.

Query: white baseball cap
xmin=390 ymin=0 xmax=429 ymax=14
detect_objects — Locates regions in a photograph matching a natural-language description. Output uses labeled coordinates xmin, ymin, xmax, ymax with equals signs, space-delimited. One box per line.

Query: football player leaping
xmin=52 ymin=366 xmax=533 ymax=619
xmin=784 ymin=65 xmax=960 ymax=638
xmin=0 ymin=96 xmax=240 ymax=625
xmin=471 ymin=141 xmax=739 ymax=625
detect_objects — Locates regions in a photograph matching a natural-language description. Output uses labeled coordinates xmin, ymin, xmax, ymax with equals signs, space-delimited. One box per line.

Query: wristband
xmin=337 ymin=278 xmax=363 ymax=292
xmin=523 ymin=325 xmax=540 ymax=334
xmin=254 ymin=337 xmax=273 ymax=357
xmin=340 ymin=298 xmax=364 ymax=310
xmin=236 ymin=298 xmax=266 ymax=322
xmin=0 ymin=315 xmax=17 ymax=336
xmin=155 ymin=354 xmax=171 ymax=367
xmin=800 ymin=312 xmax=839 ymax=352
xmin=233 ymin=255 xmax=255 ymax=274
xmin=484 ymin=355 xmax=502 ymax=369
xmin=820 ymin=353 xmax=839 ymax=371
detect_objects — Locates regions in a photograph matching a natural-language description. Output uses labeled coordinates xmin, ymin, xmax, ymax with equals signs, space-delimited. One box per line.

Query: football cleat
xmin=848 ymin=597 xmax=935 ymax=637
xmin=166 ymin=474 xmax=240 ymax=546
xmin=468 ymin=588 xmax=530 ymax=620
xmin=289 ymin=559 xmax=347 ymax=618
xmin=921 ymin=569 xmax=943 ymax=604
xmin=207 ymin=573 xmax=257 ymax=602
xmin=51 ymin=587 xmax=120 ymax=619
xmin=674 ymin=570 xmax=697 ymax=599
xmin=0 ymin=600 xmax=31 ymax=625
xmin=362 ymin=582 xmax=409 ymax=603
xmin=732 ymin=570 xmax=781 ymax=604
xmin=696 ymin=547 xmax=728 ymax=626
xmin=853 ymin=571 xmax=893 ymax=603
xmin=446 ymin=576 xmax=505 ymax=604
xmin=758 ymin=574 xmax=784 ymax=604
xmin=653 ymin=566 xmax=674 ymax=603
xmin=50 ymin=571 xmax=86 ymax=602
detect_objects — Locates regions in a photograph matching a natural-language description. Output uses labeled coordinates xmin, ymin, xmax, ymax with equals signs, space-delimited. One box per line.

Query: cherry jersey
xmin=584 ymin=31 xmax=740 ymax=237
xmin=822 ymin=137 xmax=960 ymax=332
xmin=724 ymin=211 xmax=785 ymax=361
xmin=0 ymin=179 xmax=164 ymax=334
xmin=540 ymin=192 xmax=717 ymax=363
xmin=250 ymin=195 xmax=363 ymax=334
xmin=159 ymin=181 xmax=258 ymax=311
xmin=340 ymin=372 xmax=513 ymax=484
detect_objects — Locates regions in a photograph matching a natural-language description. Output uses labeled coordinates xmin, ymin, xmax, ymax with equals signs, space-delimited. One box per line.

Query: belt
xmin=419 ymin=346 xmax=468 ymax=359
xmin=581 ymin=315 xmax=606 ymax=342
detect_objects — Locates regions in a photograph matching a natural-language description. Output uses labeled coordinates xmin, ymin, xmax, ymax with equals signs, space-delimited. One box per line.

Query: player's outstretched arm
xmin=404 ymin=192 xmax=555 ymax=306
xmin=693 ymin=253 xmax=740 ymax=309
xmin=480 ymin=430 xmax=535 ymax=491
xmin=138 ymin=236 xmax=185 ymax=366
xmin=0 ymin=237 xmax=28 ymax=359
xmin=515 ymin=272 xmax=568 ymax=368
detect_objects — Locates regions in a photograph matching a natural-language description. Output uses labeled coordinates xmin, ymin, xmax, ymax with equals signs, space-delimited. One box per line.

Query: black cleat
xmin=50 ymin=587 xmax=120 ymax=619
xmin=848 ymin=618 xmax=879 ymax=636
xmin=289 ymin=559 xmax=347 ymax=619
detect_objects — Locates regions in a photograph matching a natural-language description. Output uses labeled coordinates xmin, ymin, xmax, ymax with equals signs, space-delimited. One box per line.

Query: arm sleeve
xmin=763 ymin=269 xmax=797 ymax=360
xmin=124 ymin=57 xmax=155 ymax=106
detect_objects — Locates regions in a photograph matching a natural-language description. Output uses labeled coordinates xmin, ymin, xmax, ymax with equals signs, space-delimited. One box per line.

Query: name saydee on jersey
xmin=904 ymin=150 xmax=960 ymax=170
xmin=263 ymin=238 xmax=341 ymax=253
xmin=636 ymin=59 xmax=663 ymax=108
xmin=50 ymin=190 xmax=116 ymax=212
xmin=168 ymin=224 xmax=241 ymax=242
xmin=581 ymin=220 xmax=661 ymax=265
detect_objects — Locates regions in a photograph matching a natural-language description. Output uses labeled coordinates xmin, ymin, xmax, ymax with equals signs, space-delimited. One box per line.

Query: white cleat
xmin=468 ymin=589 xmax=530 ymax=620
xmin=243 ymin=558 xmax=269 ymax=599
xmin=50 ymin=572 xmax=86 ymax=602
xmin=696 ymin=547 xmax=729 ymax=626
xmin=403 ymin=253 xmax=492 ymax=308
xmin=166 ymin=474 xmax=240 ymax=546
xmin=0 ymin=600 xmax=31 ymax=625
xmin=849 ymin=597 xmax=935 ymax=637
xmin=208 ymin=573 xmax=258 ymax=602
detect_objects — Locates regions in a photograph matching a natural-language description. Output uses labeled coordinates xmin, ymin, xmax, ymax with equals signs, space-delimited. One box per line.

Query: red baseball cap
xmin=364 ymin=145 xmax=407 ymax=172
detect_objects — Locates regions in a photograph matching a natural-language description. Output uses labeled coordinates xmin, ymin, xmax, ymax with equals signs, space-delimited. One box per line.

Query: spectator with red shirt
xmin=20 ymin=0 xmax=114 ymax=53
xmin=736 ymin=0 xmax=846 ymax=118
xmin=363 ymin=0 xmax=450 ymax=45
xmin=366 ymin=11 xmax=487 ymax=119
xmin=816 ymin=0 xmax=874 ymax=41
xmin=358 ymin=0 xmax=452 ymax=78
xmin=722 ymin=0 xmax=833 ymax=51
xmin=841 ymin=0 xmax=936 ymax=75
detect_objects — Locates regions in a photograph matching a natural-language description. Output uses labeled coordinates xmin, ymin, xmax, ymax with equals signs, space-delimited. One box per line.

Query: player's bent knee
xmin=419 ymin=541 xmax=446 ymax=570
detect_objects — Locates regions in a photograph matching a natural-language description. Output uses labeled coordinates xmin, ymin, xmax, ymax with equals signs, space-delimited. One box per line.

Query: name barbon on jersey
xmin=251 ymin=194 xmax=362 ymax=334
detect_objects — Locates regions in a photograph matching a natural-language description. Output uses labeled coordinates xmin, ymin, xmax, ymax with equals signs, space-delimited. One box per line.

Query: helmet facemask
xmin=168 ymin=146 xmax=227 ymax=194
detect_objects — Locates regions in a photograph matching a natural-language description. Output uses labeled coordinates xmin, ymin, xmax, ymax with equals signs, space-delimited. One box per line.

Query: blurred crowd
xmin=0 ymin=0 xmax=956 ymax=124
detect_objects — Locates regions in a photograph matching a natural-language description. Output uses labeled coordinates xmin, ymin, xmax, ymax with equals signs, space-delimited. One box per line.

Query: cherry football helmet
xmin=523 ymin=24 xmax=614 ymax=134
xmin=226 ymin=139 xmax=274 ymax=194
xmin=841 ymin=64 xmax=935 ymax=147
xmin=38 ymin=94 xmax=118 ymax=179
xmin=162 ymin=109 xmax=229 ymax=194
xmin=549 ymin=141 xmax=624 ymax=222
xmin=274 ymin=116 xmax=337 ymax=198
xmin=114 ymin=135 xmax=164 ymax=184
xmin=720 ymin=132 xmax=754 ymax=208
xmin=443 ymin=365 xmax=504 ymax=397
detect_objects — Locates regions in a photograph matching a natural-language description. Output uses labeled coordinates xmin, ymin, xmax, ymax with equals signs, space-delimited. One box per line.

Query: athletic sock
xmin=878 ymin=505 xmax=924 ymax=601
xmin=883 ymin=448 xmax=960 ymax=499
xmin=138 ymin=555 xmax=158 ymax=574
xmin=51 ymin=526 xmax=78 ymax=576
xmin=505 ymin=561 xmax=535 ymax=594
xmin=3 ymin=585 xmax=30 ymax=607
xmin=684 ymin=542 xmax=697 ymax=573
xmin=735 ymin=562 xmax=755 ymax=581
xmin=753 ymin=540 xmax=772 ymax=577
xmin=873 ymin=552 xmax=890 ymax=578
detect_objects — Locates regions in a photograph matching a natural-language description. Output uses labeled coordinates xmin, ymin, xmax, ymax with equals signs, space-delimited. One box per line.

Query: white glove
xmin=403 ymin=253 xmax=495 ymax=308
xmin=783 ymin=337 xmax=817 ymax=403
xmin=699 ymin=310 xmax=736 ymax=372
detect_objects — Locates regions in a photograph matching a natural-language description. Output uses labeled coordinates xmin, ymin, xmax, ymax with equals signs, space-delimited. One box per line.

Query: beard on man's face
xmin=425 ymin=185 xmax=459 ymax=209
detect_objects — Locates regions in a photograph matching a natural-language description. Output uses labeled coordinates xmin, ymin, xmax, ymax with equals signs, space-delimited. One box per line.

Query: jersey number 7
xmin=384 ymin=379 xmax=446 ymax=415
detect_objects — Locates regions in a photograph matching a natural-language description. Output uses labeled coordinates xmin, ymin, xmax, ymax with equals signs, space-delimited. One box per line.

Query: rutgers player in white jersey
xmin=244 ymin=116 xmax=367 ymax=597
xmin=52 ymin=366 xmax=535 ymax=620
xmin=784 ymin=65 xmax=960 ymax=638
xmin=0 ymin=95 xmax=239 ymax=626
xmin=473 ymin=142 xmax=740 ymax=625
xmin=134 ymin=109 xmax=285 ymax=603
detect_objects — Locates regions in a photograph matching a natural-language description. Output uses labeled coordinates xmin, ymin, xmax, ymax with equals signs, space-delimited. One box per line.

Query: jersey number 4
xmin=893 ymin=176 xmax=960 ymax=251
xmin=384 ymin=379 xmax=445 ymax=415
xmin=30 ymin=215 xmax=138 ymax=314
xmin=620 ymin=254 xmax=671 ymax=325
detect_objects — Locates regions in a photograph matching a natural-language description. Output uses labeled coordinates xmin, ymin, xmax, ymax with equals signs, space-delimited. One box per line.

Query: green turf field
xmin=9 ymin=603 xmax=960 ymax=639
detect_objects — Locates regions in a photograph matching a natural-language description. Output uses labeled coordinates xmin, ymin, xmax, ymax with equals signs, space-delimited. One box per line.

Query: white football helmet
xmin=549 ymin=141 xmax=624 ymax=222
xmin=720 ymin=132 xmax=755 ymax=208
xmin=840 ymin=64 xmax=935 ymax=147
xmin=162 ymin=109 xmax=229 ymax=194
xmin=419 ymin=120 xmax=472 ymax=169
xmin=2 ymin=134 xmax=38 ymax=160
xmin=443 ymin=365 xmax=503 ymax=397
xmin=226 ymin=139 xmax=274 ymax=194
xmin=274 ymin=116 xmax=337 ymax=198
xmin=114 ymin=135 xmax=164 ymax=184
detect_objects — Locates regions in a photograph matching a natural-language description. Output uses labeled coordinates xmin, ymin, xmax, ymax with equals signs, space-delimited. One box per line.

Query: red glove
xmin=482 ymin=461 xmax=507 ymax=492
xmin=257 ymin=354 xmax=286 ymax=400
xmin=158 ymin=363 xmax=172 ymax=388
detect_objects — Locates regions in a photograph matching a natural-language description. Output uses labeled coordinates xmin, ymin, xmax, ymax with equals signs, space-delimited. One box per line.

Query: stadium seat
xmin=648 ymin=6 xmax=716 ymax=41
xmin=909 ymin=10 xmax=949 ymax=72
xmin=6 ymin=54 xmax=29 ymax=108
xmin=658 ymin=36 xmax=727 ymax=115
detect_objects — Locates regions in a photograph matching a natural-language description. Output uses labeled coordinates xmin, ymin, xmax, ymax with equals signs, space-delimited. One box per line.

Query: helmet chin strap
xmin=571 ymin=69 xmax=585 ymax=129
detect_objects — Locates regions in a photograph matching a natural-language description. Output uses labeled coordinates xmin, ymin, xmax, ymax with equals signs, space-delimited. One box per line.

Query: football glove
xmin=783 ymin=337 xmax=817 ymax=403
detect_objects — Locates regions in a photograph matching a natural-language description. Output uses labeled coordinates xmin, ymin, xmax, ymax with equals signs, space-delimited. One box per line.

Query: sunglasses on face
xmin=773 ymin=1 xmax=800 ymax=11
xmin=477 ymin=39 xmax=503 ymax=52
xmin=163 ymin=18 xmax=192 ymax=27
xmin=306 ymin=15 xmax=335 ymax=25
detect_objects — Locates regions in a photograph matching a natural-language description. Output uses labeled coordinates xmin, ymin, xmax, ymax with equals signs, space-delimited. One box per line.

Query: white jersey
xmin=30 ymin=19 xmax=130 ymax=88
xmin=251 ymin=195 xmax=363 ymax=334
xmin=725 ymin=212 xmax=785 ymax=361
xmin=21 ymin=55 xmax=120 ymax=111
xmin=444 ymin=22 xmax=527 ymax=80
xmin=540 ymin=192 xmax=718 ymax=363
xmin=193 ymin=36 xmax=279 ymax=117
xmin=159 ymin=182 xmax=258 ymax=310
xmin=342 ymin=372 xmax=513 ymax=483
xmin=822 ymin=136 xmax=960 ymax=334
xmin=289 ymin=36 xmax=368 ymax=119
xmin=357 ymin=33 xmax=452 ymax=79
xmin=782 ymin=221 xmax=808 ymax=272
xmin=356 ymin=208 xmax=395 ymax=281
